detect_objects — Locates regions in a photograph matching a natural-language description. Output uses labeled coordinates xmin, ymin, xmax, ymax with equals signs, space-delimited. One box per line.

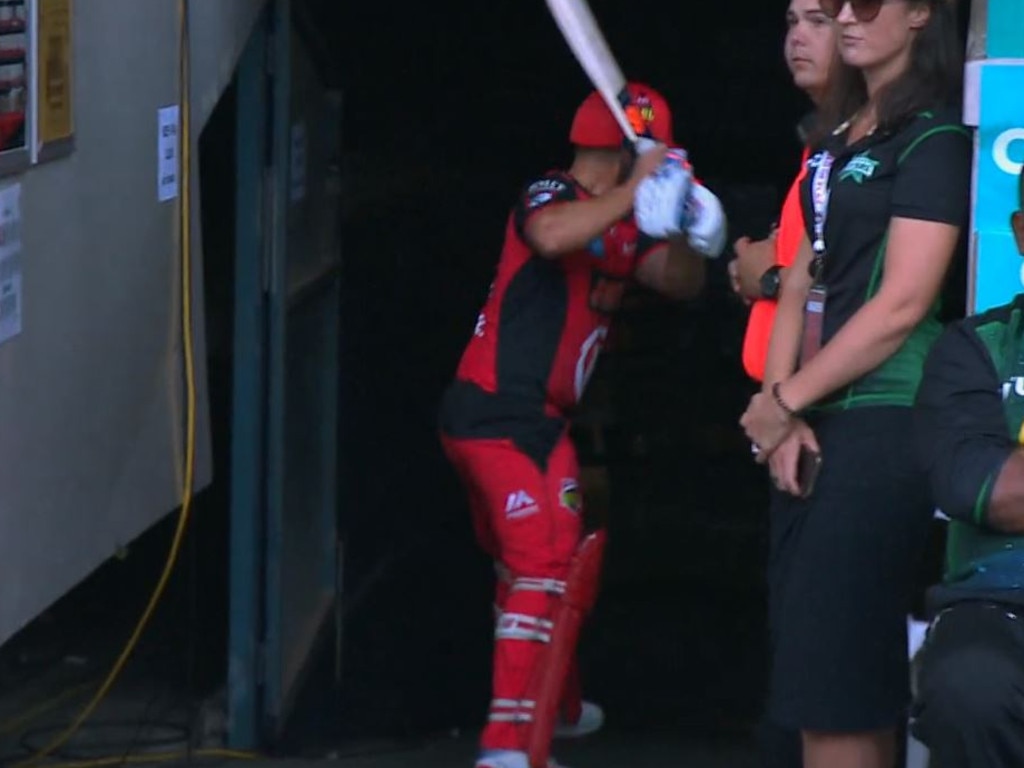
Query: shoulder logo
xmin=838 ymin=152 xmax=879 ymax=184
xmin=526 ymin=177 xmax=568 ymax=209
xmin=527 ymin=178 xmax=568 ymax=195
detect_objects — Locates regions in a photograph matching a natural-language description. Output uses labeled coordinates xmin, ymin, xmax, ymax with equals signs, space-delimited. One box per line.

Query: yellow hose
xmin=13 ymin=2 xmax=257 ymax=765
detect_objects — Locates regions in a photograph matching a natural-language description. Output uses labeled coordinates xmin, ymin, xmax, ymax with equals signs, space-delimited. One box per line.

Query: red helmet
xmin=569 ymin=82 xmax=674 ymax=148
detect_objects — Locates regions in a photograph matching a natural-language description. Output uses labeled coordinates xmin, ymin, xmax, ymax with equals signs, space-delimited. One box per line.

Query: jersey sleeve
xmin=512 ymin=174 xmax=578 ymax=239
xmin=914 ymin=322 xmax=1014 ymax=525
xmin=891 ymin=119 xmax=972 ymax=226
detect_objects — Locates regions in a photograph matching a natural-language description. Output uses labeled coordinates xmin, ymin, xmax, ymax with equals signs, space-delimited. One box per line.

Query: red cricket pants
xmin=441 ymin=430 xmax=585 ymax=752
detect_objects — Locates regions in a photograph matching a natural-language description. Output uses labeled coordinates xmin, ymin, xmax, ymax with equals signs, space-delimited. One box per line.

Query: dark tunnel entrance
xmin=293 ymin=0 xmax=963 ymax=755
xmin=313 ymin=3 xmax=798 ymax=745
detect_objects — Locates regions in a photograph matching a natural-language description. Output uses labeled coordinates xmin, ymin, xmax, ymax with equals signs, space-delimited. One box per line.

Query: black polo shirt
xmin=799 ymin=106 xmax=972 ymax=410
xmin=914 ymin=294 xmax=1024 ymax=609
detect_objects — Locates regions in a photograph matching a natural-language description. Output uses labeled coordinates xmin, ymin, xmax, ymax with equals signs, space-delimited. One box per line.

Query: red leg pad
xmin=526 ymin=529 xmax=607 ymax=768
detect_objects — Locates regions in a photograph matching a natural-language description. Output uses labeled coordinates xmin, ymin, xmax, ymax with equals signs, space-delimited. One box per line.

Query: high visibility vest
xmin=741 ymin=146 xmax=810 ymax=382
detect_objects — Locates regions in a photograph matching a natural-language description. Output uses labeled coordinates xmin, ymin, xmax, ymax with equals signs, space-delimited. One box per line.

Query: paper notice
xmin=0 ymin=183 xmax=22 ymax=346
xmin=158 ymin=105 xmax=180 ymax=202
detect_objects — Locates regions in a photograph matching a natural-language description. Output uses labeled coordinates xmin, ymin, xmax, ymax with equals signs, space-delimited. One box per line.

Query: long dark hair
xmin=813 ymin=0 xmax=963 ymax=143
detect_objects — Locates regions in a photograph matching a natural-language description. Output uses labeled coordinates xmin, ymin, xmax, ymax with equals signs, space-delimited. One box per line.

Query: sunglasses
xmin=819 ymin=0 xmax=885 ymax=22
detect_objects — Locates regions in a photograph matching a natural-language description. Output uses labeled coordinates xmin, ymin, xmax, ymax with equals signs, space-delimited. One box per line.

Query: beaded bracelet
xmin=771 ymin=381 xmax=798 ymax=418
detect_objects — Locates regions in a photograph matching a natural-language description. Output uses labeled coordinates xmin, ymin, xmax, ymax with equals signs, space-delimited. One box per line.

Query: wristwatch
xmin=759 ymin=265 xmax=783 ymax=300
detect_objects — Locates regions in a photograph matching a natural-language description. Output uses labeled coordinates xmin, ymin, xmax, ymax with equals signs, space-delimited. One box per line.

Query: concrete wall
xmin=0 ymin=0 xmax=266 ymax=646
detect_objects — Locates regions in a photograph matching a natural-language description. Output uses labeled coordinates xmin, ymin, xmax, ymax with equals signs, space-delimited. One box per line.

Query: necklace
xmin=834 ymin=109 xmax=877 ymax=142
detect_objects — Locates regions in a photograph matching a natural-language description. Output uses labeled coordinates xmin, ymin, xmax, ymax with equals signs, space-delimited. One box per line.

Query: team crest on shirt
xmin=559 ymin=479 xmax=582 ymax=514
xmin=838 ymin=152 xmax=880 ymax=184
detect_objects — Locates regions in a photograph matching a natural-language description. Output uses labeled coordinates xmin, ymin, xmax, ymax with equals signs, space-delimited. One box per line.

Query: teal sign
xmin=988 ymin=0 xmax=1024 ymax=59
xmin=972 ymin=62 xmax=1024 ymax=313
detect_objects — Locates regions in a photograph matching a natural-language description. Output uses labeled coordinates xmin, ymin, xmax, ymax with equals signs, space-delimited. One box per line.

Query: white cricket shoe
xmin=554 ymin=700 xmax=604 ymax=739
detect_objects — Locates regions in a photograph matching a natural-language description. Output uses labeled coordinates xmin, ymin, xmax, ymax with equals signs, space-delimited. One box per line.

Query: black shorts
xmin=766 ymin=406 xmax=934 ymax=732
xmin=911 ymin=600 xmax=1024 ymax=768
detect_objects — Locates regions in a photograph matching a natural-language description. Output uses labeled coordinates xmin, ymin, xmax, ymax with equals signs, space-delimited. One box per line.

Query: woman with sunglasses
xmin=740 ymin=1 xmax=971 ymax=767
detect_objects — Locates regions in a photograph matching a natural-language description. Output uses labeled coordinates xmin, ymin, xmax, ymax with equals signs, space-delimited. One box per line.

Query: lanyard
xmin=809 ymin=151 xmax=835 ymax=282
xmin=811 ymin=151 xmax=834 ymax=255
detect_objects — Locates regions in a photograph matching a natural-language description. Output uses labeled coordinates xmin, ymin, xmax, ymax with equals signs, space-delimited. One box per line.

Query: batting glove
xmin=633 ymin=148 xmax=693 ymax=239
xmin=682 ymin=182 xmax=727 ymax=259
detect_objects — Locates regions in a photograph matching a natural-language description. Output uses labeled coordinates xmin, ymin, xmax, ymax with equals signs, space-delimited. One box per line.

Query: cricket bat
xmin=545 ymin=0 xmax=644 ymax=144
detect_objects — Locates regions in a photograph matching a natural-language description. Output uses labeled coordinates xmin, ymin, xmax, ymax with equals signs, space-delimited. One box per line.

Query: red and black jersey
xmin=439 ymin=170 xmax=661 ymax=465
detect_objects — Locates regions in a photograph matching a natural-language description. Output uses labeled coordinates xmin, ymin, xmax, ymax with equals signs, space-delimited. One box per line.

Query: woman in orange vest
xmin=727 ymin=0 xmax=838 ymax=383
xmin=731 ymin=5 xmax=838 ymax=766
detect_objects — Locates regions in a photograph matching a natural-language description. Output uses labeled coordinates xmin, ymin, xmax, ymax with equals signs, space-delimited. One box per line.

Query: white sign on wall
xmin=158 ymin=105 xmax=180 ymax=203
xmin=0 ymin=183 xmax=22 ymax=346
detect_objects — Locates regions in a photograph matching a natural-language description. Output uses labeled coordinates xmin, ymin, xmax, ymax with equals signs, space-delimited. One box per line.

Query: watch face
xmin=760 ymin=267 xmax=781 ymax=299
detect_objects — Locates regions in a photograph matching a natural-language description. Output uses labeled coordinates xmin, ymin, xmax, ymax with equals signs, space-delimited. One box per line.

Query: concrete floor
xmin=278 ymin=731 xmax=758 ymax=768
xmin=0 ymin=648 xmax=761 ymax=768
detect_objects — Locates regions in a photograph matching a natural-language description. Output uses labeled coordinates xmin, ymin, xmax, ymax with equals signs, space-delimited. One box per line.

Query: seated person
xmin=912 ymin=166 xmax=1024 ymax=768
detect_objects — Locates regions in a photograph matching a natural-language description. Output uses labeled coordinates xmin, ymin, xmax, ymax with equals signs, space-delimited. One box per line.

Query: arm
xmin=778 ymin=217 xmax=961 ymax=409
xmin=730 ymin=234 xmax=779 ymax=300
xmin=525 ymin=145 xmax=667 ymax=258
xmin=525 ymin=183 xmax=641 ymax=258
xmin=914 ymin=323 xmax=1022 ymax=531
xmin=733 ymin=165 xmax=803 ymax=300
xmin=762 ymin=235 xmax=814 ymax=390
xmin=633 ymin=236 xmax=706 ymax=300
xmin=990 ymin=455 xmax=1024 ymax=532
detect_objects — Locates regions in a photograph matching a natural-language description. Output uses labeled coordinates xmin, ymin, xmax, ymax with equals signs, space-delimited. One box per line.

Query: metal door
xmin=264 ymin=0 xmax=342 ymax=734
xmin=228 ymin=0 xmax=342 ymax=746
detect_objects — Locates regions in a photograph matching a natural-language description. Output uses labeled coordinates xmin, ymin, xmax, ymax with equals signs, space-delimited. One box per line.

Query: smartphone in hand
xmin=797 ymin=446 xmax=822 ymax=499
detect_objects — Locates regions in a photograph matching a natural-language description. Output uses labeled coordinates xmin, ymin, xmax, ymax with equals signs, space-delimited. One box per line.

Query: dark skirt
xmin=766 ymin=406 xmax=934 ymax=732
